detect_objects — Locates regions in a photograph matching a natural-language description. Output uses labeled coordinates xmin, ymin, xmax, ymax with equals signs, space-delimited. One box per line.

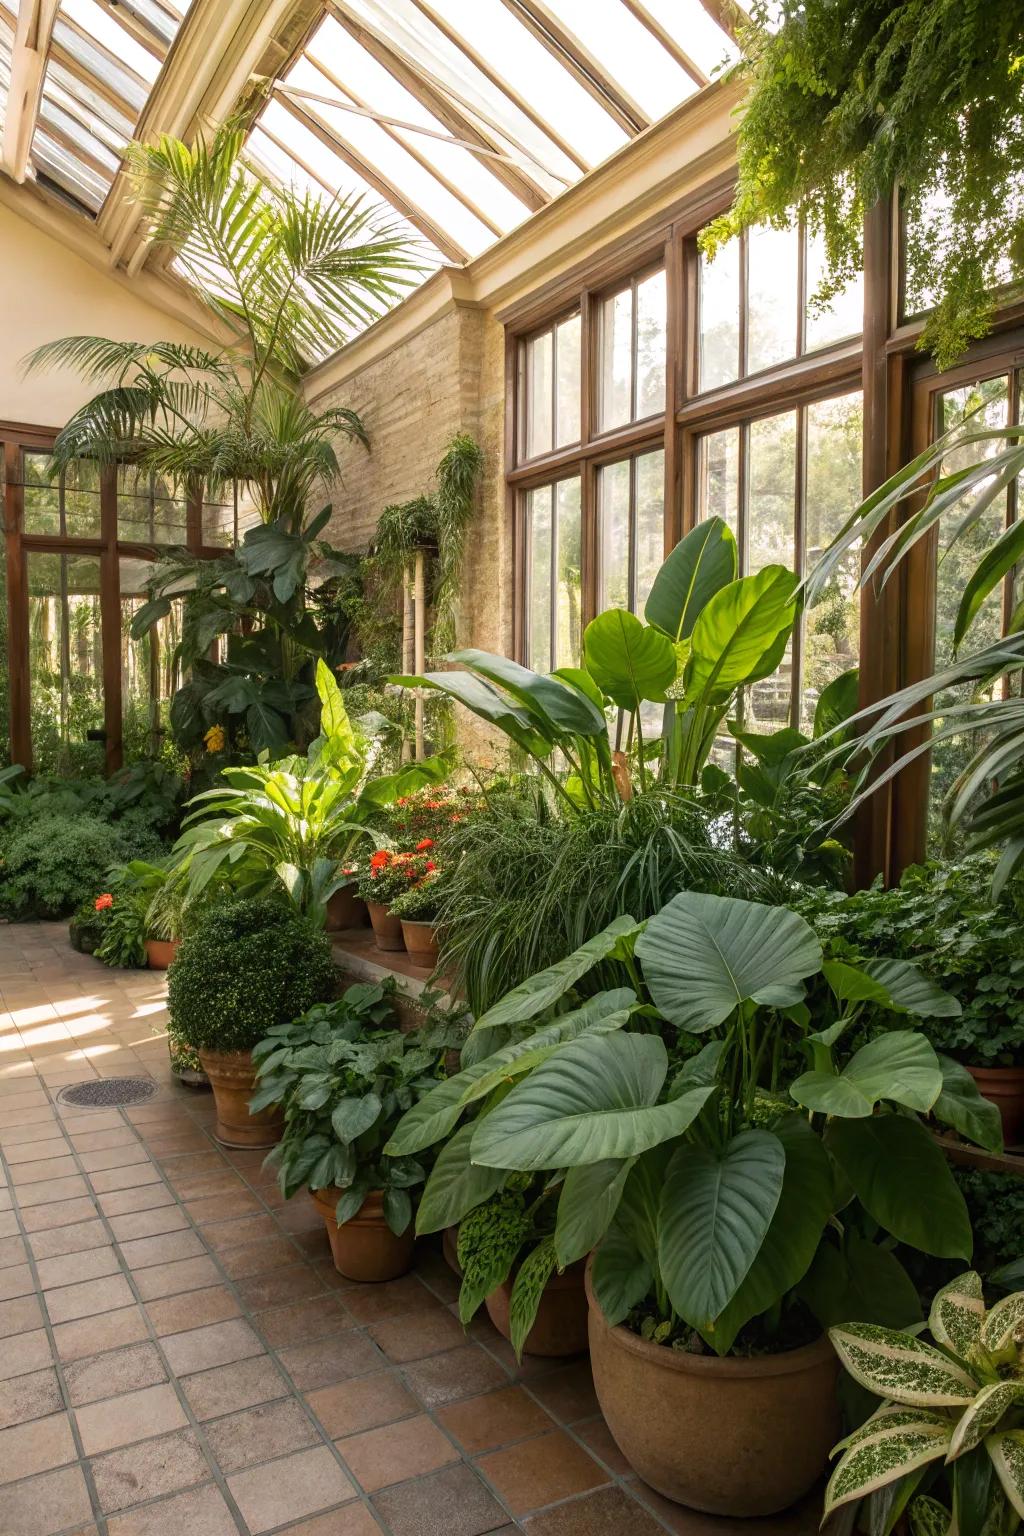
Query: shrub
xmin=0 ymin=813 xmax=164 ymax=920
xmin=167 ymin=897 xmax=336 ymax=1055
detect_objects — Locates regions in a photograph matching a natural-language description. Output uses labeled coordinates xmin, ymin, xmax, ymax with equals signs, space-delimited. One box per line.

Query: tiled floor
xmin=0 ymin=923 xmax=818 ymax=1536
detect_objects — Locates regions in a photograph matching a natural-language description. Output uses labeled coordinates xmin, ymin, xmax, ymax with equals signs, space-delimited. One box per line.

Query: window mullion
xmin=792 ymin=404 xmax=808 ymax=730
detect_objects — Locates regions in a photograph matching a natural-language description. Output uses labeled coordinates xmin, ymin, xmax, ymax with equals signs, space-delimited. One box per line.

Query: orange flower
xmin=415 ymin=838 xmax=434 ymax=852
xmin=369 ymin=850 xmax=391 ymax=871
xmin=94 ymin=893 xmax=113 ymax=912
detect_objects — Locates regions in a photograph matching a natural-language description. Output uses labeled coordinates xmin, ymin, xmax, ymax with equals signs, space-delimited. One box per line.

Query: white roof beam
xmin=3 ymin=0 xmax=60 ymax=184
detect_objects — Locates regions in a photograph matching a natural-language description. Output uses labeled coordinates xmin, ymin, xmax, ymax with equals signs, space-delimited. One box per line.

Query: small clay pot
xmin=967 ymin=1065 xmax=1024 ymax=1148
xmin=367 ymin=901 xmax=405 ymax=952
xmin=310 ymin=1187 xmax=414 ymax=1282
xmin=145 ymin=938 xmax=179 ymax=970
xmin=585 ymin=1261 xmax=838 ymax=1516
xmin=197 ymin=1048 xmax=283 ymax=1150
xmin=486 ymin=1261 xmax=588 ymax=1356
xmin=400 ymin=919 xmax=439 ymax=968
xmin=326 ymin=886 xmax=370 ymax=933
xmin=442 ymin=1224 xmax=462 ymax=1277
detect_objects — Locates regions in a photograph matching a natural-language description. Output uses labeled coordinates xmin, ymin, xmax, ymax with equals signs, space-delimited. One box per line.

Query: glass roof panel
xmin=640 ymin=0 xmax=743 ymax=76
xmin=542 ymin=0 xmax=700 ymax=119
xmin=61 ymin=0 xmax=163 ymax=84
xmin=33 ymin=128 xmax=108 ymax=209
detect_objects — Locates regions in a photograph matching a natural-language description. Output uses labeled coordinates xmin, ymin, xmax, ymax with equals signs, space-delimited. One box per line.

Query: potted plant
xmin=167 ymin=896 xmax=336 ymax=1148
xmin=325 ymin=865 xmax=370 ymax=933
xmin=389 ymin=893 xmax=1000 ymax=1516
xmin=356 ymin=850 xmax=418 ymax=951
xmin=823 ymin=1271 xmax=1024 ymax=1531
xmin=388 ymin=849 xmax=444 ymax=966
xmin=69 ymin=891 xmax=115 ymax=955
xmin=807 ymin=857 xmax=1024 ymax=1146
xmin=251 ymin=986 xmax=453 ymax=1281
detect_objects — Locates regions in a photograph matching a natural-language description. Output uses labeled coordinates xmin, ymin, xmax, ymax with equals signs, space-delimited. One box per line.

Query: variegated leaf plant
xmin=825 ymin=1272 xmax=1024 ymax=1533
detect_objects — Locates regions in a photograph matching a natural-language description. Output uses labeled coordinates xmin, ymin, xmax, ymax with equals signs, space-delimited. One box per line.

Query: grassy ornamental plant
xmin=167 ymin=897 xmax=335 ymax=1056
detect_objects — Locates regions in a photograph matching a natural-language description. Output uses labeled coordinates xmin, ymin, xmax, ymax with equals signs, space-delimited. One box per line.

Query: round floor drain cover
xmin=56 ymin=1078 xmax=158 ymax=1109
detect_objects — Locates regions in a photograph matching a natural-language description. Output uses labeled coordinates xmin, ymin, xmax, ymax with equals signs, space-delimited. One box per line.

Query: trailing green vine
xmin=704 ymin=0 xmax=1024 ymax=369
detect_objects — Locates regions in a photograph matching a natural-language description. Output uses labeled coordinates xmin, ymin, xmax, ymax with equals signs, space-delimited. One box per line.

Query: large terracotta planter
xmin=326 ymin=886 xmax=370 ymax=933
xmin=400 ymin=919 xmax=439 ymax=968
xmin=486 ymin=1261 xmax=587 ymax=1356
xmin=146 ymin=938 xmax=179 ymax=970
xmin=367 ymin=901 xmax=405 ymax=953
xmin=197 ymin=1048 xmax=283 ymax=1150
xmin=967 ymin=1065 xmax=1024 ymax=1147
xmin=585 ymin=1263 xmax=838 ymax=1516
xmin=310 ymin=1187 xmax=414 ymax=1282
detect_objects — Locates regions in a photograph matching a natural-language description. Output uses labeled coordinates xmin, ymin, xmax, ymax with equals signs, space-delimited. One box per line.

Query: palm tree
xmin=27 ymin=121 xmax=423 ymax=757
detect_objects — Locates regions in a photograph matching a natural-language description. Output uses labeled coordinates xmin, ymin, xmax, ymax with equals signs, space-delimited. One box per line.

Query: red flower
xmin=94 ymin=893 xmax=113 ymax=912
xmin=425 ymin=861 xmax=436 ymax=872
xmin=415 ymin=838 xmax=434 ymax=852
xmin=369 ymin=850 xmax=391 ymax=871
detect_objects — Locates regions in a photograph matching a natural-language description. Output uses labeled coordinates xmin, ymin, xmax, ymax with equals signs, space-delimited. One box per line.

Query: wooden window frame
xmin=3 ymin=422 xmax=228 ymax=776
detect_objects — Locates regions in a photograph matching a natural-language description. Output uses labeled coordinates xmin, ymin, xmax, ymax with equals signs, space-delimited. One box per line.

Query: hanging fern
xmin=704 ymin=0 xmax=1024 ymax=370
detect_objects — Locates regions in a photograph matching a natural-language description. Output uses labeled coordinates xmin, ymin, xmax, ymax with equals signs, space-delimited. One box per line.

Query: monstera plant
xmin=827 ymin=1272 xmax=1024 ymax=1534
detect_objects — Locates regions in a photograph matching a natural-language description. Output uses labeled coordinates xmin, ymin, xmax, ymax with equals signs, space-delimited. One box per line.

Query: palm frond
xmin=24 ymin=336 xmax=233 ymax=382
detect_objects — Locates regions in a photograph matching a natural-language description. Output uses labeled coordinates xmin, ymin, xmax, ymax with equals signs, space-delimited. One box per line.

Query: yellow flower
xmin=204 ymin=724 xmax=226 ymax=753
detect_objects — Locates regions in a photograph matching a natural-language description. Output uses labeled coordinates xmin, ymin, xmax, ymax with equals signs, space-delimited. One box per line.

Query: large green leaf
xmin=790 ymin=1031 xmax=943 ymax=1118
xmin=863 ymin=960 xmax=962 ymax=1019
xmin=645 ymin=517 xmax=737 ymax=641
xmin=929 ymin=1271 xmax=985 ymax=1360
xmin=583 ymin=608 xmax=677 ymax=710
xmin=956 ymin=519 xmax=1024 ymax=651
xmin=800 ymin=1233 xmax=923 ymax=1330
xmin=636 ymin=891 xmax=821 ymax=1032
xmin=554 ymin=1157 xmax=634 ymax=1268
xmin=824 ymin=1406 xmax=955 ymax=1520
xmin=657 ymin=1128 xmax=785 ymax=1337
xmin=470 ymin=916 xmax=641 ymax=1038
xmin=385 ymin=1061 xmax=494 ymax=1156
xmin=460 ymin=990 xmax=635 ymax=1107
xmin=813 ymin=666 xmax=860 ymax=739
xmin=313 ymin=658 xmax=360 ymax=773
xmin=683 ymin=565 xmax=799 ymax=705
xmin=829 ymin=1322 xmax=978 ymax=1406
xmin=469 ymin=1032 xmax=714 ymax=1171
xmin=934 ymin=1055 xmax=1003 ymax=1154
xmin=450 ymin=649 xmax=608 ymax=737
xmin=710 ymin=1115 xmax=835 ymax=1354
xmin=390 ymin=669 xmax=553 ymax=759
xmin=591 ymin=1219 xmax=652 ymax=1325
xmin=825 ymin=1114 xmax=973 ymax=1259
xmin=415 ymin=1122 xmax=507 ymax=1235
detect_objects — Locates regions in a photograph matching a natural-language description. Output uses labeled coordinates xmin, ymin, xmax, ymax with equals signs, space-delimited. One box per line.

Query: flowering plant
xmin=94 ymin=893 xmax=114 ymax=912
xmin=389 ymin=867 xmax=446 ymax=923
xmin=356 ymin=848 xmax=437 ymax=906
xmin=382 ymin=784 xmax=480 ymax=850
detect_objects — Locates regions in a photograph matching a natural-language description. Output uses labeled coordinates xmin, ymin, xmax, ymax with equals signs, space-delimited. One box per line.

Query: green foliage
xmin=0 ymin=812 xmax=163 ymax=921
xmin=956 ymin=1170 xmax=1024 ymax=1276
xmin=0 ymin=761 xmax=184 ymax=841
xmin=253 ymin=987 xmax=460 ymax=1234
xmin=95 ymin=892 xmax=148 ymax=969
xmin=804 ymin=857 xmax=1024 ymax=1066
xmin=166 ymin=897 xmax=336 ymax=1054
xmin=707 ymin=0 xmax=1024 ymax=370
xmin=457 ymin=1186 xmax=533 ymax=1324
xmin=388 ymin=870 xmax=444 ymax=922
xmin=68 ymin=898 xmax=110 ymax=955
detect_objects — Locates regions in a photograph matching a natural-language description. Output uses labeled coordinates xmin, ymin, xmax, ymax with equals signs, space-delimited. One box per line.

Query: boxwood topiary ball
xmin=167 ymin=896 xmax=336 ymax=1054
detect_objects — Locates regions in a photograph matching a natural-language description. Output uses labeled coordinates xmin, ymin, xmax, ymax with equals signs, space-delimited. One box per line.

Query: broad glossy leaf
xmin=554 ymin=1158 xmax=634 ymax=1268
xmin=824 ymin=1410 xmax=954 ymax=1519
xmin=934 ymin=1055 xmax=1004 ymax=1153
xmin=460 ymin=990 xmax=635 ymax=1107
xmin=956 ymin=520 xmax=1024 ymax=651
xmin=450 ymin=649 xmax=607 ymax=737
xmin=658 ymin=1129 xmax=785 ymax=1337
xmin=791 ymin=1031 xmax=943 ymax=1117
xmin=583 ymin=608 xmax=677 ymax=710
xmin=471 ymin=917 xmax=641 ymax=1037
xmin=986 ymin=1430 xmax=1024 ymax=1520
xmin=981 ymin=1292 xmax=1024 ymax=1354
xmin=800 ymin=1233 xmax=923 ymax=1331
xmin=469 ymin=1032 xmax=713 ymax=1170
xmin=314 ymin=658 xmax=360 ymax=772
xmin=826 ymin=1114 xmax=973 ymax=1259
xmin=645 ymin=517 xmax=737 ymax=641
xmin=591 ymin=1220 xmax=652 ymax=1326
xmin=684 ymin=565 xmax=799 ymax=704
xmin=385 ymin=1061 xmax=494 ymax=1156
xmin=330 ymin=1094 xmax=381 ymax=1145
xmin=829 ymin=1322 xmax=978 ymax=1406
xmin=863 ymin=960 xmax=962 ymax=1019
xmin=415 ymin=1123 xmax=507 ymax=1235
xmin=636 ymin=891 xmax=821 ymax=1032
xmin=814 ymin=667 xmax=860 ymax=739
xmin=390 ymin=670 xmax=553 ymax=759
xmin=951 ymin=1382 xmax=1024 ymax=1462
xmin=930 ymin=1271 xmax=985 ymax=1360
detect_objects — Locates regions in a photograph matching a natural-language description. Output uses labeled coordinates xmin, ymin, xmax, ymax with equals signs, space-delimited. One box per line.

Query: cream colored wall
xmin=0 ymin=201 xmax=213 ymax=430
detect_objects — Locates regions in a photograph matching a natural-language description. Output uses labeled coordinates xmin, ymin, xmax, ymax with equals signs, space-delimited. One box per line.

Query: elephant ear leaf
xmin=828 ymin=1322 xmax=978 ymax=1406
xmin=591 ymin=1220 xmax=652 ymax=1326
xmin=933 ymin=1056 xmax=1003 ymax=1154
xmin=823 ymin=1407 xmax=954 ymax=1522
xmin=929 ymin=1270 xmax=986 ymax=1359
xmin=583 ymin=608 xmax=677 ymax=710
xmin=644 ymin=517 xmax=737 ymax=641
xmin=790 ymin=1030 xmax=943 ymax=1117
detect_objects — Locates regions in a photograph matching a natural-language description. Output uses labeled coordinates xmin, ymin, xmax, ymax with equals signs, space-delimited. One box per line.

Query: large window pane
xmin=120 ymin=557 xmax=185 ymax=762
xmin=803 ymin=392 xmax=863 ymax=726
xmin=22 ymin=453 xmax=101 ymax=537
xmin=805 ymin=231 xmax=864 ymax=352
xmin=525 ymin=331 xmax=553 ymax=460
xmin=523 ymin=316 xmax=581 ymax=461
xmin=554 ymin=478 xmax=582 ymax=670
xmin=118 ymin=469 xmax=188 ymax=544
xmin=27 ymin=551 xmax=105 ymax=776
xmin=635 ymin=450 xmax=666 ymax=613
xmin=598 ymin=460 xmax=631 ymax=610
xmin=699 ymin=238 xmax=740 ymax=391
xmin=746 ymin=412 xmax=797 ymax=732
xmin=636 ymin=271 xmax=667 ymax=420
xmin=747 ymin=225 xmax=799 ymax=376
xmin=526 ymin=477 xmax=582 ymax=671
xmin=698 ymin=427 xmax=740 ymax=541
xmin=526 ymin=485 xmax=553 ymax=671
xmin=599 ymin=287 xmax=633 ymax=433
xmin=555 ymin=315 xmax=582 ymax=448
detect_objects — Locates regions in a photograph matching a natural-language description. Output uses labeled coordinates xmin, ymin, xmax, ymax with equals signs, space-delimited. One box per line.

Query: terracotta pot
xmin=486 ymin=1260 xmax=588 ymax=1356
xmin=585 ymin=1262 xmax=838 ymax=1516
xmin=197 ymin=1048 xmax=283 ymax=1150
xmin=310 ymin=1187 xmax=414 ymax=1282
xmin=367 ymin=900 xmax=405 ymax=952
xmin=145 ymin=938 xmax=179 ymax=970
xmin=967 ymin=1065 xmax=1024 ymax=1147
xmin=442 ymin=1224 xmax=462 ymax=1277
xmin=400 ymin=919 xmax=439 ymax=967
xmin=326 ymin=886 xmax=370 ymax=933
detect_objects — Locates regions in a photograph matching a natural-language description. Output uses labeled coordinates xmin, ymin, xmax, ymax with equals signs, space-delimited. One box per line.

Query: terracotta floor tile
xmin=20 ymin=1197 xmax=98 ymax=1232
xmin=64 ymin=1342 xmax=167 ymax=1406
xmin=97 ymin=1184 xmax=174 ymax=1217
xmin=36 ymin=1245 xmax=120 ymax=1290
xmin=228 ymin=1445 xmax=355 ymax=1535
xmin=0 ymin=1329 xmax=53 ymax=1379
xmin=133 ymin=1255 xmax=222 ymax=1301
xmin=104 ymin=1484 xmax=239 ymax=1536
xmin=185 ymin=1191 xmax=262 ymax=1225
xmin=0 ymin=1263 xmax=35 ymax=1300
xmin=27 ymin=1219 xmax=107 ymax=1260
xmin=75 ymin=1382 xmax=188 ymax=1454
xmin=53 ymin=1305 xmax=150 ymax=1363
xmin=403 ymin=1344 xmax=508 ymax=1409
xmin=91 ymin=1427 xmax=211 ymax=1513
xmin=574 ymin=1416 xmax=632 ymax=1476
xmin=89 ymin=1163 xmax=163 ymax=1194
xmin=368 ymin=1305 xmax=467 ymax=1363
xmin=522 ymin=1486 xmax=666 ymax=1535
xmin=3 ymin=1138 xmax=69 ymax=1164
xmin=279 ymin=1330 xmax=384 ymax=1392
xmin=0 ymin=1293 xmax=44 ymax=1336
xmin=181 ymin=1355 xmax=288 ymax=1421
xmin=341 ymin=1274 xmax=441 ymax=1325
xmin=166 ymin=1171 xmax=244 ymax=1202
xmin=438 ymin=1387 xmax=555 ymax=1455
xmin=79 ymin=1144 xmax=152 ymax=1173
xmin=45 ymin=1272 xmax=135 ymax=1324
xmin=118 ymin=1230 xmax=205 ymax=1270
xmin=217 ymin=1236 xmax=300 ymax=1279
xmin=309 ymin=1371 xmax=418 ymax=1439
xmin=255 ymin=1293 xmax=351 ymax=1349
xmin=206 ymin=1395 xmax=320 ymax=1473
xmin=145 ymin=1285 xmax=240 ymax=1338
xmin=162 ymin=1317 xmax=264 ymax=1377
xmin=1 ymin=1464 xmax=92 ymax=1536
xmin=275 ymin=1199 xmax=324 ymax=1236
xmin=282 ymin=1507 xmax=385 ymax=1536
xmin=234 ymin=1264 xmax=325 ymax=1312
xmin=0 ymin=1233 xmax=28 ymax=1267
xmin=11 ymin=1155 xmax=79 ymax=1185
xmin=17 ymin=1176 xmax=90 ymax=1207
xmin=0 ymin=1211 xmax=19 ymax=1237
xmin=527 ymin=1361 xmax=600 ymax=1425
xmin=371 ymin=1462 xmax=510 ymax=1536
xmin=201 ymin=1213 xmax=279 ymax=1250
xmin=0 ymin=1368 xmax=63 ymax=1429
xmin=340 ymin=1412 xmax=460 ymax=1493
xmin=477 ymin=1428 xmax=609 ymax=1516
xmin=68 ymin=1128 xmax=140 ymax=1153
xmin=106 ymin=1207 xmax=188 ymax=1242
xmin=0 ymin=1410 xmax=77 ymax=1483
